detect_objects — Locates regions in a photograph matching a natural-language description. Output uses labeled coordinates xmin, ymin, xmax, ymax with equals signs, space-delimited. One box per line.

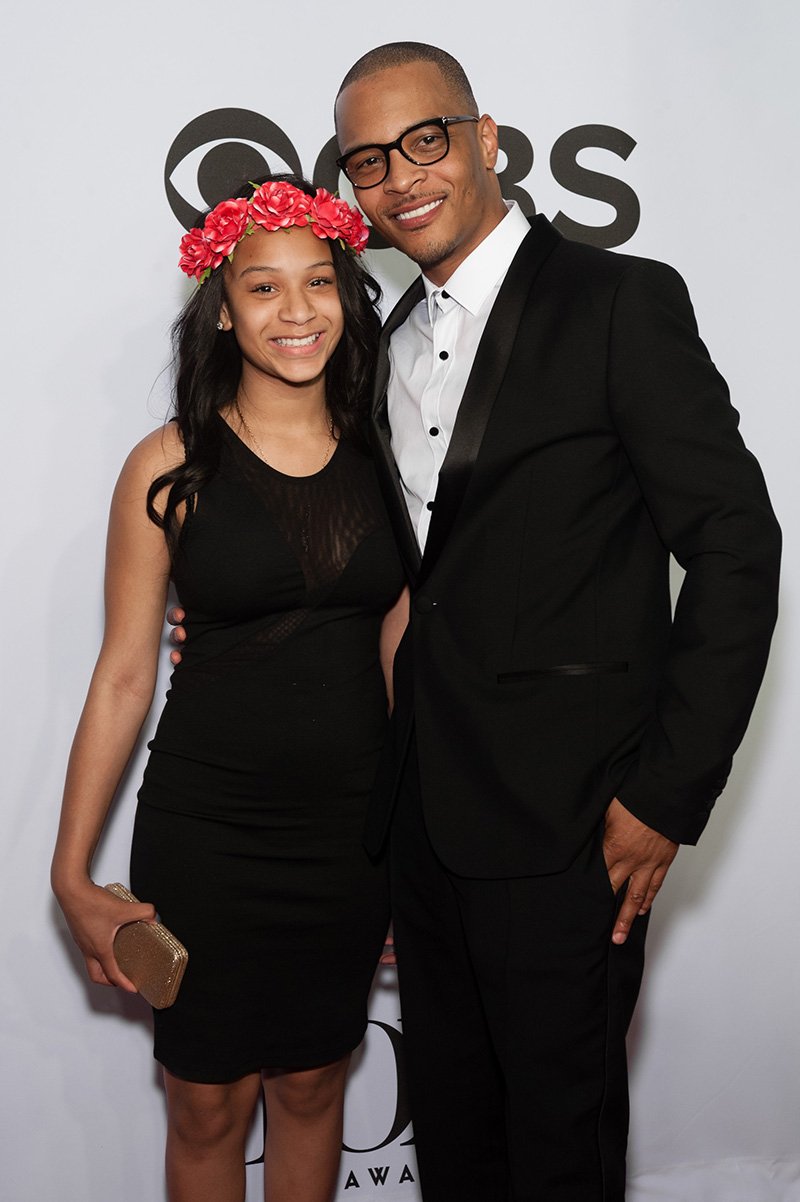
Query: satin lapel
xmin=372 ymin=277 xmax=425 ymax=580
xmin=418 ymin=216 xmax=561 ymax=584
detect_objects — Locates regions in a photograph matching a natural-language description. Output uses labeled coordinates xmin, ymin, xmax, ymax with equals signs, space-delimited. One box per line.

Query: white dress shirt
xmin=388 ymin=201 xmax=531 ymax=550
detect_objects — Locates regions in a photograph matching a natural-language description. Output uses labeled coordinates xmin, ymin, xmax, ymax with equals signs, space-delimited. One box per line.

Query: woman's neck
xmin=226 ymin=376 xmax=337 ymax=478
xmin=234 ymin=369 xmax=329 ymax=436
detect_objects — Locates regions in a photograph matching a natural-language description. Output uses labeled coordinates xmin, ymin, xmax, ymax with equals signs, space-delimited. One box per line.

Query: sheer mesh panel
xmin=209 ymin=437 xmax=384 ymax=665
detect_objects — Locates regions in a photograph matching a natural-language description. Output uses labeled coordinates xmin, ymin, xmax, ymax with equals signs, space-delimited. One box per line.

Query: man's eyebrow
xmin=238 ymin=260 xmax=335 ymax=277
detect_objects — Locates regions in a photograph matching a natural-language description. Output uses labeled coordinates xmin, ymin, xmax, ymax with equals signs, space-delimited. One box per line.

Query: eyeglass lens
xmin=345 ymin=123 xmax=450 ymax=188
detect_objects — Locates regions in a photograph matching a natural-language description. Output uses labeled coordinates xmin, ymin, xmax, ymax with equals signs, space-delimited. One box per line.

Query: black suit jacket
xmin=367 ymin=215 xmax=781 ymax=878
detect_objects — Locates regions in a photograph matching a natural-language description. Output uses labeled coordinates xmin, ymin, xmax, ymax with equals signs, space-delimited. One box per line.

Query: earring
xmin=216 ymin=321 xmax=224 ymax=331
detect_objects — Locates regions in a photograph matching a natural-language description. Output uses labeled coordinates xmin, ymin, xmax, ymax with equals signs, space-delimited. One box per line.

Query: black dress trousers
xmin=390 ymin=740 xmax=648 ymax=1202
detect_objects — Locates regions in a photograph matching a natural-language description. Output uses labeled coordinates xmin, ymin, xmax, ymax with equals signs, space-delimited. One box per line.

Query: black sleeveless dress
xmin=130 ymin=420 xmax=405 ymax=1082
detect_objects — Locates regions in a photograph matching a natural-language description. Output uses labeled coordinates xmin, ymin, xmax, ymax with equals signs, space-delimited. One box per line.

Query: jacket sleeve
xmin=606 ymin=259 xmax=781 ymax=843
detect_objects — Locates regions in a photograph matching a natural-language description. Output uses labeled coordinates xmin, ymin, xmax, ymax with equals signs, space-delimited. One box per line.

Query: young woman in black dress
xmin=52 ymin=176 xmax=407 ymax=1202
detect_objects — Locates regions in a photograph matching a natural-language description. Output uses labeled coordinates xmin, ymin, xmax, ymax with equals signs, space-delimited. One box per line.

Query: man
xmin=333 ymin=42 xmax=780 ymax=1202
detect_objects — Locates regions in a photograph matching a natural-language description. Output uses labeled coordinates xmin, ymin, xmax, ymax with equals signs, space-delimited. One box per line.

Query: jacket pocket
xmin=496 ymin=661 xmax=628 ymax=683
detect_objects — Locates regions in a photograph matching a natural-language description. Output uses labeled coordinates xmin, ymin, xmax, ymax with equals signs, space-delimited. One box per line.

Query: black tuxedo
xmin=368 ymin=215 xmax=780 ymax=875
xmin=366 ymin=216 xmax=780 ymax=1202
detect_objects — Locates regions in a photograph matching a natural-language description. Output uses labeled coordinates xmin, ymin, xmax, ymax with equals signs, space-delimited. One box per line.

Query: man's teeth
xmin=395 ymin=199 xmax=443 ymax=222
xmin=274 ymin=334 xmax=320 ymax=347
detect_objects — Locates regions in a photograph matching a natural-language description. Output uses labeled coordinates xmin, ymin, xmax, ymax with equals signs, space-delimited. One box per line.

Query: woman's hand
xmin=55 ymin=879 xmax=156 ymax=992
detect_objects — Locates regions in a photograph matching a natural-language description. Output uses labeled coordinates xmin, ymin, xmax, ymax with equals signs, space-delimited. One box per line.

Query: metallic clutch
xmin=104 ymin=883 xmax=188 ymax=1009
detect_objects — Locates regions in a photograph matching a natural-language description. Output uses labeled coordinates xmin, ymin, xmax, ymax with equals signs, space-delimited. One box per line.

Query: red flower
xmin=249 ymin=181 xmax=313 ymax=231
xmin=311 ymin=189 xmax=369 ymax=253
xmin=202 ymin=197 xmax=250 ymax=256
xmin=178 ymin=182 xmax=368 ymax=285
xmin=178 ymin=227 xmax=219 ymax=280
xmin=342 ymin=207 xmax=369 ymax=253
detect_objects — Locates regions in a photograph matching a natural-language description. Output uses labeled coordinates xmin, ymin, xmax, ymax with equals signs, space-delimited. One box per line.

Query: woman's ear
xmin=218 ymin=302 xmax=232 ymax=331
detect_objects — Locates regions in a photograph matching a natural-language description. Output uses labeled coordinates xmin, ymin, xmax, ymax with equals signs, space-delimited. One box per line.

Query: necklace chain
xmin=233 ymin=397 xmax=335 ymax=473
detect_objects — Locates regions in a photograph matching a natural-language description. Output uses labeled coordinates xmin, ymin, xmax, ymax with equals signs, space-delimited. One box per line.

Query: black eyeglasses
xmin=336 ymin=115 xmax=480 ymax=190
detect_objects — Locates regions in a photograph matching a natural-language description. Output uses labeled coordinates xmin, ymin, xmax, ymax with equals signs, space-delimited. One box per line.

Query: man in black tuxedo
xmin=334 ymin=42 xmax=780 ymax=1201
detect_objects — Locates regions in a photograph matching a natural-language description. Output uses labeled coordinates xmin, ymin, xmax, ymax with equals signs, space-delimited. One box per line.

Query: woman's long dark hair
xmin=146 ymin=174 xmax=382 ymax=554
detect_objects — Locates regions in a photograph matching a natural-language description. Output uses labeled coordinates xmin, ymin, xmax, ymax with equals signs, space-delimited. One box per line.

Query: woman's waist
xmin=173 ymin=609 xmax=384 ymax=679
xmin=168 ymin=647 xmax=384 ymax=692
xmin=151 ymin=665 xmax=388 ymax=753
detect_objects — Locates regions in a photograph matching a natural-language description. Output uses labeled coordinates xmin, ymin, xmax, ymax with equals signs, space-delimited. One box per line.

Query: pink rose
xmin=179 ymin=227 xmax=219 ymax=280
xmin=310 ymin=189 xmax=369 ymax=253
xmin=202 ymin=197 xmax=250 ymax=256
xmin=249 ymin=181 xmax=313 ymax=231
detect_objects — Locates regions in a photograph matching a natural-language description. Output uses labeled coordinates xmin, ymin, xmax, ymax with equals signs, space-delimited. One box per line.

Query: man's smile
xmin=393 ymin=198 xmax=445 ymax=223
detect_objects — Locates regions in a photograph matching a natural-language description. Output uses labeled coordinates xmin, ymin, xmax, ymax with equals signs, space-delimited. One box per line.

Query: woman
xmin=51 ymin=176 xmax=407 ymax=1202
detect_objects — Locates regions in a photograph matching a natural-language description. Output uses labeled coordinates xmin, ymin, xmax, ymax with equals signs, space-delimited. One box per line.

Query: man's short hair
xmin=335 ymin=42 xmax=478 ymax=122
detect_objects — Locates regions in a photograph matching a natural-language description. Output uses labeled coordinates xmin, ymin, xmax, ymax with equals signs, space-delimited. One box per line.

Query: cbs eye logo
xmin=165 ymin=108 xmax=641 ymax=250
xmin=164 ymin=108 xmax=304 ymax=230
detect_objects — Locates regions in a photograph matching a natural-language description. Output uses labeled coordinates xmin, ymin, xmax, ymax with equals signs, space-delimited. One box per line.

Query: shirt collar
xmin=422 ymin=200 xmax=530 ymax=322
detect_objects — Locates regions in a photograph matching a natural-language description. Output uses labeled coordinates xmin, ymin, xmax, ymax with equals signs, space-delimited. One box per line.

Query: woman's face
xmin=219 ymin=223 xmax=345 ymax=394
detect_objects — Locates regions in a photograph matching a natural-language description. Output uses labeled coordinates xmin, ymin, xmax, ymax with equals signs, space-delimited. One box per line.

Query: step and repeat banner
xmin=2 ymin=2 xmax=798 ymax=1199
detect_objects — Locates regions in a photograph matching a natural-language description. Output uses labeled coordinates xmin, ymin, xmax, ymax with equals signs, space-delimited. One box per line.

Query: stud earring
xmin=216 ymin=321 xmax=224 ymax=331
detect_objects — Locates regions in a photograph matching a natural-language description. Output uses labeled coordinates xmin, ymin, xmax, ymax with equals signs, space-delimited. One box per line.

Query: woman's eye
xmin=310 ymin=276 xmax=334 ymax=287
xmin=253 ymin=283 xmax=275 ymax=293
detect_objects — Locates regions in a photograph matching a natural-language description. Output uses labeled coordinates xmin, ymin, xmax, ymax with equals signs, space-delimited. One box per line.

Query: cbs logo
xmin=165 ymin=108 xmax=640 ymax=250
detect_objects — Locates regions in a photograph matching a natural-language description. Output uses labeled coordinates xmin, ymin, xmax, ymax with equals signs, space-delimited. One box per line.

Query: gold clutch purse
xmin=104 ymin=883 xmax=188 ymax=1009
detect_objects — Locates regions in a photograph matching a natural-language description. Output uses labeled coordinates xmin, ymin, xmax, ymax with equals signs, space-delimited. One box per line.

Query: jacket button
xmin=415 ymin=595 xmax=435 ymax=614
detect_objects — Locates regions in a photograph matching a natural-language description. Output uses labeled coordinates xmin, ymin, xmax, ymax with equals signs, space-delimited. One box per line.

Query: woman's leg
xmin=262 ymin=1055 xmax=351 ymax=1202
xmin=163 ymin=1069 xmax=262 ymax=1202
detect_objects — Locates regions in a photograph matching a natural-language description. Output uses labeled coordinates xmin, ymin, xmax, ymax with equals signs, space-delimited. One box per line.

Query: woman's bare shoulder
xmin=119 ymin=422 xmax=185 ymax=483
xmin=111 ymin=423 xmax=185 ymax=509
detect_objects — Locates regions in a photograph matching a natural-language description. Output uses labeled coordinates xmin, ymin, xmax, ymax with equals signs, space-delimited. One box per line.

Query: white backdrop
xmin=2 ymin=2 xmax=798 ymax=1199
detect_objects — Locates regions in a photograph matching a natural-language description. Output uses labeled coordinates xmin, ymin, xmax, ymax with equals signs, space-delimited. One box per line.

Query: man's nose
xmin=383 ymin=147 xmax=426 ymax=193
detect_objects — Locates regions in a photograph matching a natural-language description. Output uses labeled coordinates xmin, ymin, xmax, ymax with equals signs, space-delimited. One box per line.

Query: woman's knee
xmin=264 ymin=1058 xmax=349 ymax=1122
xmin=164 ymin=1072 xmax=260 ymax=1151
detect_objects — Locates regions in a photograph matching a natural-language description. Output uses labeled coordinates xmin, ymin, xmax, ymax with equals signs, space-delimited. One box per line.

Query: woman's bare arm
xmin=379 ymin=585 xmax=409 ymax=715
xmin=51 ymin=425 xmax=183 ymax=990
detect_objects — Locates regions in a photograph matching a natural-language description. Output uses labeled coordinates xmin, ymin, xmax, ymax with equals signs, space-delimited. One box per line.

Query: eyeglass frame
xmin=336 ymin=115 xmax=480 ymax=190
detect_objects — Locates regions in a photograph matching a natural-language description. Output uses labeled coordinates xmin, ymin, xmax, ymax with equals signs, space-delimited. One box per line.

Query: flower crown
xmin=179 ymin=180 xmax=370 ymax=283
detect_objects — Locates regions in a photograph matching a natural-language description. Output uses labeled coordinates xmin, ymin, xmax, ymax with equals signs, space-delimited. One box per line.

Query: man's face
xmin=335 ymin=62 xmax=505 ymax=284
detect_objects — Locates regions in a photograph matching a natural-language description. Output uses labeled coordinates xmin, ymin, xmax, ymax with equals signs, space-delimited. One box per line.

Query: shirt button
xmin=429 ymin=426 xmax=439 ymax=436
xmin=426 ymin=501 xmax=435 ymax=510
xmin=415 ymin=595 xmax=436 ymax=614
xmin=441 ymin=290 xmax=450 ymax=299
xmin=439 ymin=350 xmax=449 ymax=360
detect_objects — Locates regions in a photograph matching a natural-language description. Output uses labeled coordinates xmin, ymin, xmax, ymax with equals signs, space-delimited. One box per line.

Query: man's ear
xmin=477 ymin=114 xmax=500 ymax=171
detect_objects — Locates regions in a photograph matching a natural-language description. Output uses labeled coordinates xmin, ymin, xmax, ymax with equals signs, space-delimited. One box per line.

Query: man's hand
xmin=603 ymin=797 xmax=678 ymax=945
xmin=166 ymin=606 xmax=186 ymax=665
